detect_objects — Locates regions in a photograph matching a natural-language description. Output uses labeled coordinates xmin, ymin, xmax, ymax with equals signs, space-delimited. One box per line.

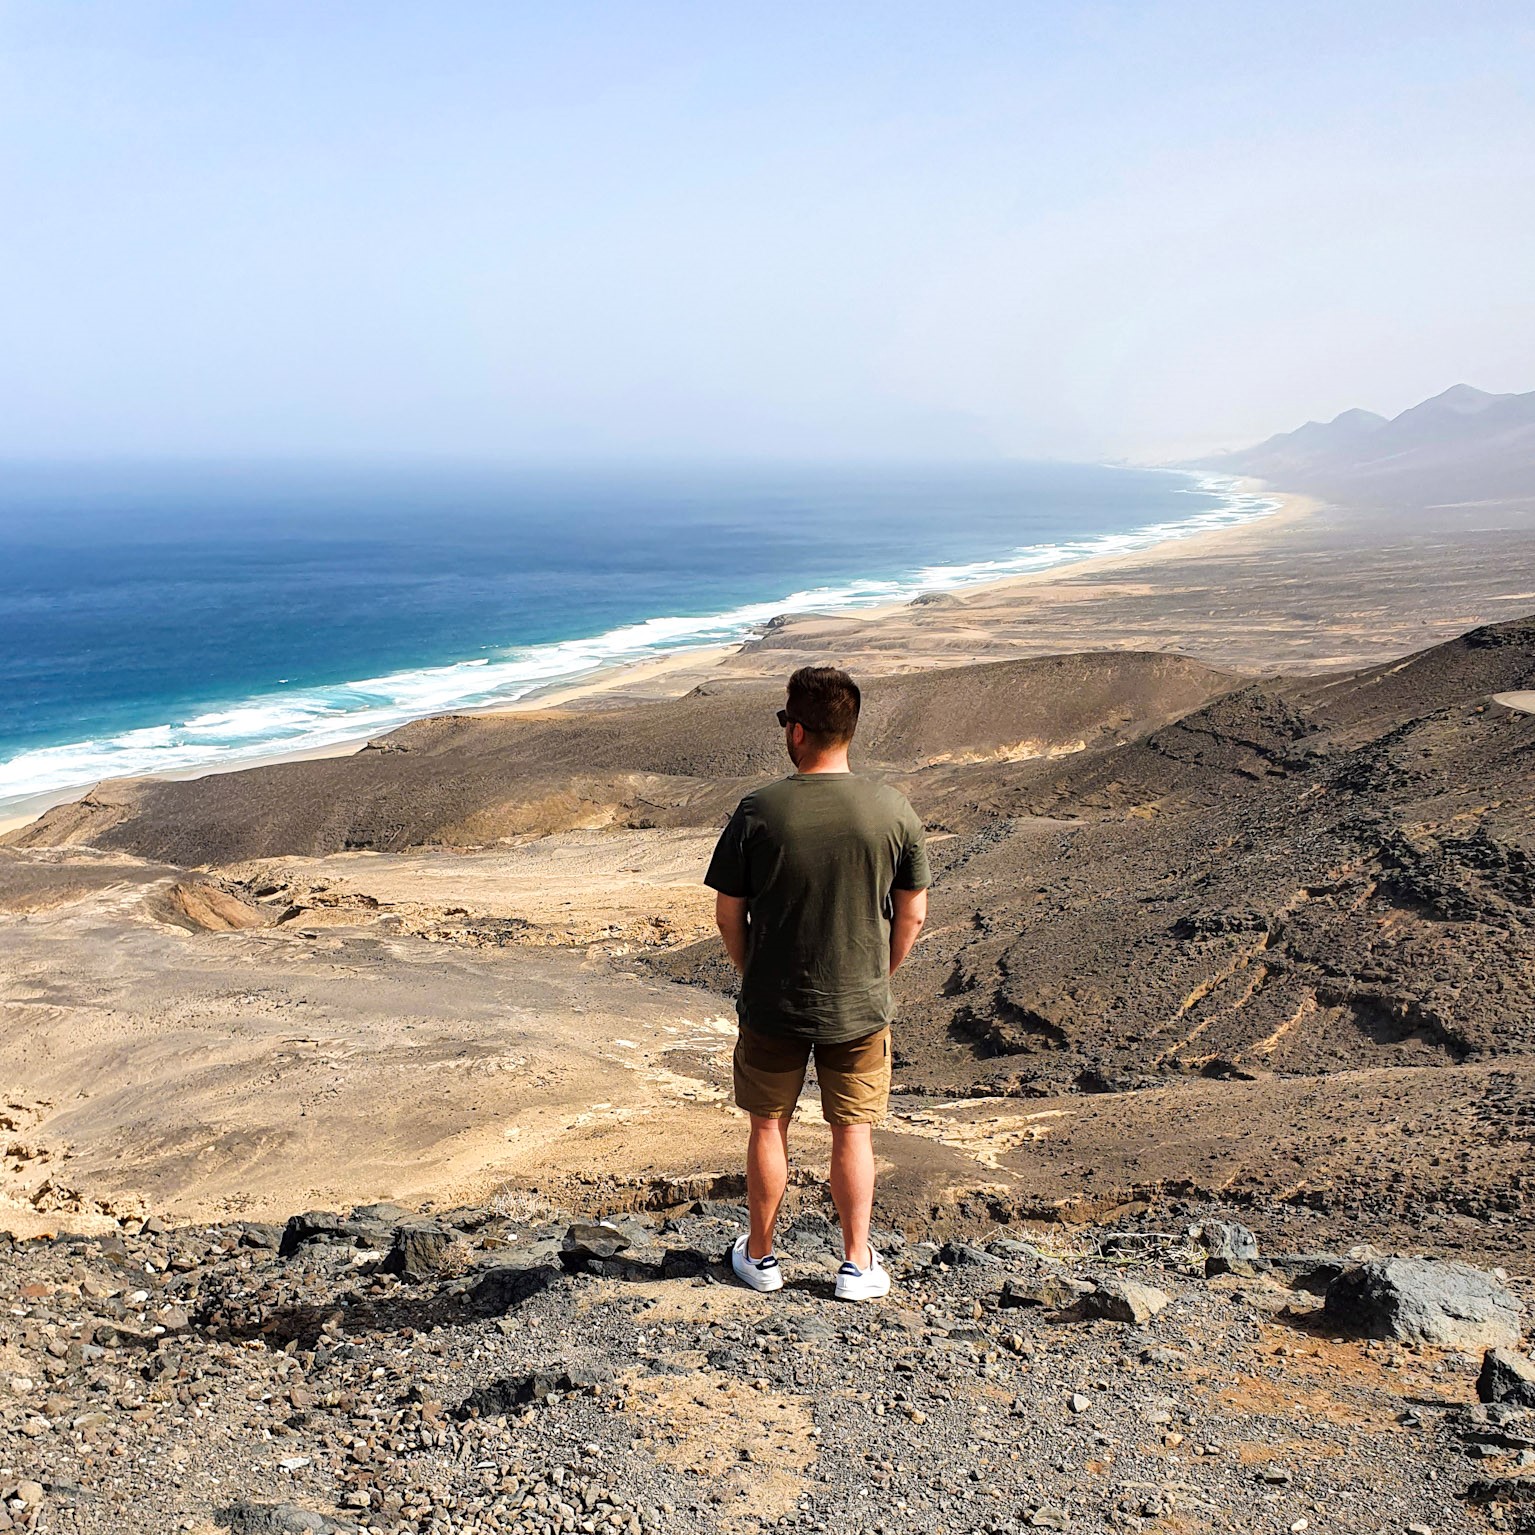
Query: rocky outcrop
xmin=1324 ymin=1256 xmax=1526 ymax=1349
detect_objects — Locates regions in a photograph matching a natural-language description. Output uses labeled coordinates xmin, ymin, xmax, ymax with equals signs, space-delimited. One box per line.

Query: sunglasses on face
xmin=776 ymin=709 xmax=798 ymax=728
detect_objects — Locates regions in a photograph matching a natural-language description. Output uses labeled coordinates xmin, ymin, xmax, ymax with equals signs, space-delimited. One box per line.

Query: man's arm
xmin=715 ymin=892 xmax=750 ymax=973
xmin=889 ymin=887 xmax=927 ymax=973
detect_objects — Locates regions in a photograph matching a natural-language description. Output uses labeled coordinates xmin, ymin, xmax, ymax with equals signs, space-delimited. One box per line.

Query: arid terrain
xmin=4 ymin=426 xmax=1535 ymax=1531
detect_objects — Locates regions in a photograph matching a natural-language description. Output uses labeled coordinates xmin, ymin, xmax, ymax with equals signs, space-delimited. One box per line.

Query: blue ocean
xmin=0 ymin=460 xmax=1269 ymax=818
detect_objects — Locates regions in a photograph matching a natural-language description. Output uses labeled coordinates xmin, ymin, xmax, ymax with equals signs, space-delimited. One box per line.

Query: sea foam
xmin=0 ymin=476 xmax=1275 ymax=816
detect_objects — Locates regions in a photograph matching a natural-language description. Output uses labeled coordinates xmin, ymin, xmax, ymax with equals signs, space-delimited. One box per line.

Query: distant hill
xmin=1201 ymin=383 xmax=1535 ymax=508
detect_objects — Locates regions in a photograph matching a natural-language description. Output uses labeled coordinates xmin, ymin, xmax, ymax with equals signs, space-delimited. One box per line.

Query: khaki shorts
xmin=733 ymin=1026 xmax=892 ymax=1126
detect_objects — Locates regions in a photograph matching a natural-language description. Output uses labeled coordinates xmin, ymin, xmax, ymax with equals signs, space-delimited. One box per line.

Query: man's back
xmin=705 ymin=772 xmax=929 ymax=1043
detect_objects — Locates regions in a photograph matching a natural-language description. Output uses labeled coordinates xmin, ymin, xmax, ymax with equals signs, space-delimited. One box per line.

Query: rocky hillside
xmin=6 ymin=616 xmax=1534 ymax=1261
xmin=653 ymin=617 xmax=1535 ymax=1108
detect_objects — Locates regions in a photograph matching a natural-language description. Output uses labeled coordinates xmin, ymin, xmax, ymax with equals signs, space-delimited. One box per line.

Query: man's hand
xmin=889 ymin=887 xmax=927 ymax=973
xmin=715 ymin=892 xmax=750 ymax=972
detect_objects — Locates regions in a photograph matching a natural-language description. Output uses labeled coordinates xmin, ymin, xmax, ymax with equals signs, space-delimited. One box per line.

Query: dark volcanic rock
xmin=1478 ymin=1346 xmax=1535 ymax=1408
xmin=2 ymin=1195 xmax=1525 ymax=1535
xmin=1324 ymin=1256 xmax=1525 ymax=1348
xmin=464 ymin=1260 xmax=563 ymax=1314
xmin=1197 ymin=1219 xmax=1266 ymax=1278
xmin=279 ymin=1210 xmax=392 ymax=1257
xmin=219 ymin=1503 xmax=356 ymax=1534
xmin=381 ymin=1221 xmax=454 ymax=1283
xmin=453 ymin=1368 xmax=597 ymax=1418
xmin=560 ymin=1221 xmax=632 ymax=1267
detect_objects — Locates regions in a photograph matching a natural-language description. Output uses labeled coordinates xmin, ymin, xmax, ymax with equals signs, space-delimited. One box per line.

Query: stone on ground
xmin=1477 ymin=1346 xmax=1535 ymax=1407
xmin=561 ymin=1221 xmax=631 ymax=1263
xmin=1197 ymin=1219 xmax=1266 ymax=1277
xmin=382 ymin=1220 xmax=453 ymax=1283
xmin=1323 ymin=1256 xmax=1525 ymax=1349
xmin=1083 ymin=1276 xmax=1171 ymax=1325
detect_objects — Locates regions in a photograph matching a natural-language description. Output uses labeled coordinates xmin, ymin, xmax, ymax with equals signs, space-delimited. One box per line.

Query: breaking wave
xmin=0 ymin=476 xmax=1275 ymax=815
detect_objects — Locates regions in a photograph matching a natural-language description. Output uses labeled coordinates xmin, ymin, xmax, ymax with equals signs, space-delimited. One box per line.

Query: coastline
xmin=0 ymin=473 xmax=1296 ymax=835
xmin=4 ymin=460 xmax=1534 ymax=1274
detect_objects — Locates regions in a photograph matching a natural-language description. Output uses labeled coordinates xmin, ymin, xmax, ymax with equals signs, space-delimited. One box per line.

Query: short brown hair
xmin=785 ymin=666 xmax=861 ymax=745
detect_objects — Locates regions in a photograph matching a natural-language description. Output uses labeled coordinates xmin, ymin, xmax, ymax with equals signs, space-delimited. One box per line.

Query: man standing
xmin=706 ymin=665 xmax=929 ymax=1301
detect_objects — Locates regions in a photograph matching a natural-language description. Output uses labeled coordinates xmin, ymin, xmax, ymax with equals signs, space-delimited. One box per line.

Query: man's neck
xmin=794 ymin=748 xmax=852 ymax=775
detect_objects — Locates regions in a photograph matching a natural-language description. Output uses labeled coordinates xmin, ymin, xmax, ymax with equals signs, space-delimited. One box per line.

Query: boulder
xmin=278 ymin=1210 xmax=392 ymax=1257
xmin=235 ymin=1222 xmax=284 ymax=1250
xmin=1082 ymin=1277 xmax=1171 ymax=1325
xmin=381 ymin=1222 xmax=453 ymax=1283
xmin=1323 ymin=1257 xmax=1525 ymax=1349
xmin=1196 ymin=1220 xmax=1267 ymax=1278
xmin=1478 ymin=1347 xmax=1535 ymax=1408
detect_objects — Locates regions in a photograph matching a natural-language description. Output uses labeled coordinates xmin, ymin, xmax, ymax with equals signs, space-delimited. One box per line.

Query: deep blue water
xmin=0 ymin=459 xmax=1266 ymax=812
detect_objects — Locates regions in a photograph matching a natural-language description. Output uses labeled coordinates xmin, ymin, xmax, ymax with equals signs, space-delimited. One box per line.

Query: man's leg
xmin=746 ymin=1113 xmax=791 ymax=1259
xmin=829 ymin=1122 xmax=875 ymax=1269
xmin=817 ymin=1027 xmax=890 ymax=1271
xmin=735 ymin=1030 xmax=809 ymax=1263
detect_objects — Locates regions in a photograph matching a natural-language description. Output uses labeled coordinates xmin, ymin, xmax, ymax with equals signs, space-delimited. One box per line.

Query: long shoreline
xmin=0 ymin=473 xmax=1298 ymax=835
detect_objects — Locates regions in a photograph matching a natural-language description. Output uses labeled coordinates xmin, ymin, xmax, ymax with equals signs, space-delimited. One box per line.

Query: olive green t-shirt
xmin=704 ymin=773 xmax=931 ymax=1044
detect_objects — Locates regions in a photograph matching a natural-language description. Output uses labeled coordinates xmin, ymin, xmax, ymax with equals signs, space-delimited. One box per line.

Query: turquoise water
xmin=0 ymin=460 xmax=1268 ymax=815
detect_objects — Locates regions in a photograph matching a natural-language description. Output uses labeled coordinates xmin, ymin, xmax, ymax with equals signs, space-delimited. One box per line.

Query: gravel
xmin=3 ymin=1203 xmax=1529 ymax=1534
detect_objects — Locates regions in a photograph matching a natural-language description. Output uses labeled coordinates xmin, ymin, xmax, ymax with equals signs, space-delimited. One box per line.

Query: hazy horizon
xmin=3 ymin=1 xmax=1532 ymax=465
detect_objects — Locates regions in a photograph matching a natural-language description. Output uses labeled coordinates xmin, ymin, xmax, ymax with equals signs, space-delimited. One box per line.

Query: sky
xmin=1 ymin=1 xmax=1532 ymax=463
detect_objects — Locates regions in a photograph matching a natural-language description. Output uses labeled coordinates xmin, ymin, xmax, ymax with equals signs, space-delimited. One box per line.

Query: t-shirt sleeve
xmin=893 ymin=804 xmax=931 ymax=891
xmin=704 ymin=804 xmax=752 ymax=897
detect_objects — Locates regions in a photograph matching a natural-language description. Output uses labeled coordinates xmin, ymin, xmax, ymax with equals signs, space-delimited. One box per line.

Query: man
xmin=706 ymin=665 xmax=929 ymax=1301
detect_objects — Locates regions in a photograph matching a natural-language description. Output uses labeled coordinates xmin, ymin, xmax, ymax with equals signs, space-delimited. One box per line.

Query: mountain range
xmin=1202 ymin=383 xmax=1535 ymax=507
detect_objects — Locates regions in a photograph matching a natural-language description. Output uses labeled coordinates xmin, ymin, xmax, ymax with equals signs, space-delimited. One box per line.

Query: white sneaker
xmin=834 ymin=1245 xmax=891 ymax=1302
xmin=731 ymin=1235 xmax=784 ymax=1293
